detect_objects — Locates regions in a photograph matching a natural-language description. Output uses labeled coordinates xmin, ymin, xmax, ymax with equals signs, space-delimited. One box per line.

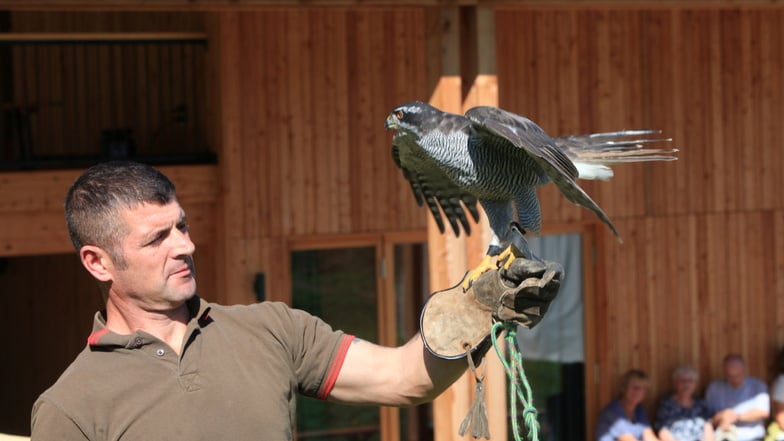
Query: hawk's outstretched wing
xmin=392 ymin=142 xmax=480 ymax=236
xmin=465 ymin=106 xmax=620 ymax=238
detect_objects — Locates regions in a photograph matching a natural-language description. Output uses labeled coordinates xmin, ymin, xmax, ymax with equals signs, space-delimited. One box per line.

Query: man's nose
xmin=173 ymin=228 xmax=196 ymax=256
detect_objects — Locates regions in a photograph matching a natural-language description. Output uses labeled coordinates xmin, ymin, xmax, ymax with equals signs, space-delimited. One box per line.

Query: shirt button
xmin=156 ymin=348 xmax=166 ymax=356
xmin=134 ymin=337 xmax=143 ymax=347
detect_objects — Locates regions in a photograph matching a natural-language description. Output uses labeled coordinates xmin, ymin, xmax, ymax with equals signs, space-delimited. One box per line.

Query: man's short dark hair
xmin=65 ymin=161 xmax=177 ymax=265
xmin=723 ymin=353 xmax=745 ymax=365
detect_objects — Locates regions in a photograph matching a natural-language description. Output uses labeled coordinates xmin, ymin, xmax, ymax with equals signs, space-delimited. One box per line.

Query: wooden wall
xmin=208 ymin=8 xmax=434 ymax=306
xmin=496 ymin=6 xmax=784 ymax=430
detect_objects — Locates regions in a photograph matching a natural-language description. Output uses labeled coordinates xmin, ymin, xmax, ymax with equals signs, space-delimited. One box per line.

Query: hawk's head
xmin=385 ymin=101 xmax=442 ymax=138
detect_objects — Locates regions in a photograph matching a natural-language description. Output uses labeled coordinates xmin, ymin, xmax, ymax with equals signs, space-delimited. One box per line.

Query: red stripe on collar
xmin=87 ymin=328 xmax=110 ymax=347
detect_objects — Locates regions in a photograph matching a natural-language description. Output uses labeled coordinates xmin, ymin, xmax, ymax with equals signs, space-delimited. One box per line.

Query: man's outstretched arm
xmin=328 ymin=334 xmax=467 ymax=406
xmin=328 ymin=249 xmax=562 ymax=406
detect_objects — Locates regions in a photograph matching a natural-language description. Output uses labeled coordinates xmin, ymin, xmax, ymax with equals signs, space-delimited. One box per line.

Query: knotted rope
xmin=492 ymin=321 xmax=540 ymax=441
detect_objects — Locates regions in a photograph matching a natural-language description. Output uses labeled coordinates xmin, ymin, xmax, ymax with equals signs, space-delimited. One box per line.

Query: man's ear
xmin=80 ymin=245 xmax=114 ymax=282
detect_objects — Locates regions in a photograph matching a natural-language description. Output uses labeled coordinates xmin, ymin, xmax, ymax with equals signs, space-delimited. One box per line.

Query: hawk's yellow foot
xmin=461 ymin=244 xmax=524 ymax=291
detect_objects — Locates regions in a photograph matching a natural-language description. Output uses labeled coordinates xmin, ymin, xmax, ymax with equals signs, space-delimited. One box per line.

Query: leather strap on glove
xmin=420 ymin=246 xmax=563 ymax=360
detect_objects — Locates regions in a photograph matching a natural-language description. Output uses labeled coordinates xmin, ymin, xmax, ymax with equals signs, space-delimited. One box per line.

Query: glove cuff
xmin=420 ymin=274 xmax=494 ymax=360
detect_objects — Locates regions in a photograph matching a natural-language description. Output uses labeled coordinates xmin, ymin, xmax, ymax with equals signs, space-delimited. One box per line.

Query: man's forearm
xmin=330 ymin=333 xmax=470 ymax=406
xmin=400 ymin=333 xmax=470 ymax=405
xmin=738 ymin=407 xmax=769 ymax=423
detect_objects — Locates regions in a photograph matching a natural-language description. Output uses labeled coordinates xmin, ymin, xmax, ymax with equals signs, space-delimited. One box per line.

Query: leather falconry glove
xmin=420 ymin=246 xmax=563 ymax=361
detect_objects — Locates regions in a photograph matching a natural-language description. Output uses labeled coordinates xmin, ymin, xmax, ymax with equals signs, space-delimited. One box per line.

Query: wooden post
xmin=427 ymin=5 xmax=504 ymax=441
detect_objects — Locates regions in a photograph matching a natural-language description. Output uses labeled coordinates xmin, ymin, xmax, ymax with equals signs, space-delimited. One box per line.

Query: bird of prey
xmin=385 ymin=101 xmax=676 ymax=273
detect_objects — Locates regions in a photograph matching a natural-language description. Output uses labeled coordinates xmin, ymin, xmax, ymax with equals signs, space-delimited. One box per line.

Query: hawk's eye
xmin=395 ymin=110 xmax=404 ymax=120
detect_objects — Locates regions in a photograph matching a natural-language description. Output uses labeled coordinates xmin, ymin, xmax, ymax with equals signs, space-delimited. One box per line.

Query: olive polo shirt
xmin=31 ymin=296 xmax=353 ymax=440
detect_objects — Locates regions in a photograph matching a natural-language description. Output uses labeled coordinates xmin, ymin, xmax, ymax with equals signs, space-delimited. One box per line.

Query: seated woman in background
xmin=596 ymin=369 xmax=660 ymax=441
xmin=655 ymin=366 xmax=715 ymax=441
xmin=765 ymin=348 xmax=784 ymax=441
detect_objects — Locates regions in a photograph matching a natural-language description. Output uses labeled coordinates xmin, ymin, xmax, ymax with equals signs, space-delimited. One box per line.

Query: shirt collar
xmin=86 ymin=295 xmax=212 ymax=349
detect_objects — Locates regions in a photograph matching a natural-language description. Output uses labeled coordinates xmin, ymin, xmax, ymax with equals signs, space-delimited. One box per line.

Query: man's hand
xmin=420 ymin=249 xmax=563 ymax=360
xmin=713 ymin=409 xmax=738 ymax=429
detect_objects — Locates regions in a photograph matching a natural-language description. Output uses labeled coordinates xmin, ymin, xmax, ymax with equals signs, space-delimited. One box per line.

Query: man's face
xmin=724 ymin=360 xmax=746 ymax=388
xmin=106 ymin=201 xmax=197 ymax=310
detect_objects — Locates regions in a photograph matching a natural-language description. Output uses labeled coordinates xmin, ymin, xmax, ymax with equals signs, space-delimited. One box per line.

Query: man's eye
xmin=177 ymin=222 xmax=189 ymax=233
xmin=148 ymin=235 xmax=165 ymax=246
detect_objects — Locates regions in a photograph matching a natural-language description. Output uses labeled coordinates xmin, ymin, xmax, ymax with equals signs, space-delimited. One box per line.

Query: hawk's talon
xmin=461 ymin=245 xmax=523 ymax=292
xmin=461 ymin=255 xmax=496 ymax=292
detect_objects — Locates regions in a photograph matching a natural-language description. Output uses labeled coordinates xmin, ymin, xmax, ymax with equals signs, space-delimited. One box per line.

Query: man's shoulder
xmin=35 ymin=344 xmax=109 ymax=409
xmin=209 ymin=299 xmax=292 ymax=314
xmin=745 ymin=376 xmax=769 ymax=392
xmin=706 ymin=379 xmax=726 ymax=391
xmin=207 ymin=300 xmax=303 ymax=326
xmin=208 ymin=300 xmax=326 ymax=329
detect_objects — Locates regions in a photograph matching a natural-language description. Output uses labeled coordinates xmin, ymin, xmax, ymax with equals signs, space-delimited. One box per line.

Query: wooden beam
xmin=0 ymin=164 xmax=218 ymax=257
xmin=4 ymin=1 xmax=784 ymax=12
xmin=428 ymin=5 xmax=505 ymax=441
xmin=0 ymin=32 xmax=207 ymax=44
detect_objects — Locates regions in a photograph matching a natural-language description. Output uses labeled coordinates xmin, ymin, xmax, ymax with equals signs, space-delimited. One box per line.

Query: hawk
xmin=385 ymin=101 xmax=676 ymax=272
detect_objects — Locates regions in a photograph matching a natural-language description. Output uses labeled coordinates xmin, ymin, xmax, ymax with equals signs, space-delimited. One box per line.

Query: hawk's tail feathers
xmin=574 ymin=162 xmax=614 ymax=181
xmin=556 ymin=129 xmax=677 ymax=181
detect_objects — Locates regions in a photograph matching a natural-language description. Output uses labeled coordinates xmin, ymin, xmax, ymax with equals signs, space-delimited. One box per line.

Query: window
xmin=290 ymin=235 xmax=430 ymax=441
xmin=292 ymin=246 xmax=381 ymax=441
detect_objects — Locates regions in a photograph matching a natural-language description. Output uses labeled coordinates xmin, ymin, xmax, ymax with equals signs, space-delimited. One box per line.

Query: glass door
xmin=290 ymin=234 xmax=430 ymax=441
xmin=292 ymin=246 xmax=381 ymax=441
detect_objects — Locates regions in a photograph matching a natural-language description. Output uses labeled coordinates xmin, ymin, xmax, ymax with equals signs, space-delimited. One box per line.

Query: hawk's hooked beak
xmin=385 ymin=114 xmax=398 ymax=130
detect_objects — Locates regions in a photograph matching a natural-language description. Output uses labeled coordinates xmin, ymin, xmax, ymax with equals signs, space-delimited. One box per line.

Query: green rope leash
xmin=491 ymin=321 xmax=540 ymax=441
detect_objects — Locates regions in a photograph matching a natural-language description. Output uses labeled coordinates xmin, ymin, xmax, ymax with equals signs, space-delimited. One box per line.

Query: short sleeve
xmin=31 ymin=398 xmax=89 ymax=440
xmin=773 ymin=375 xmax=784 ymax=403
xmin=752 ymin=380 xmax=771 ymax=413
xmin=276 ymin=305 xmax=352 ymax=399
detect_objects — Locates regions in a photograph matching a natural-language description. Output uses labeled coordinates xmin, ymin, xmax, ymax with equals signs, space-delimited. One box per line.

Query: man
xmin=31 ymin=161 xmax=558 ymax=440
xmin=706 ymin=353 xmax=770 ymax=441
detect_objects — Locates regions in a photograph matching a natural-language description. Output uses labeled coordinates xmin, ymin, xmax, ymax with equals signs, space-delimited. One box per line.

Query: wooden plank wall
xmin=208 ymin=8 xmax=432 ymax=306
xmin=496 ymin=6 xmax=784 ymax=432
